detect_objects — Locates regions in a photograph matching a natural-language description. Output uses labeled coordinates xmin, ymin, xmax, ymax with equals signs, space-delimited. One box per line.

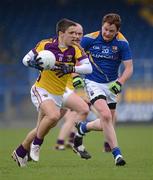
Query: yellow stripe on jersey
xmin=66 ymin=76 xmax=74 ymax=90
xmin=35 ymin=38 xmax=53 ymax=52
xmin=72 ymin=45 xmax=85 ymax=60
xmin=84 ymin=31 xmax=100 ymax=39
xmin=116 ymin=32 xmax=128 ymax=42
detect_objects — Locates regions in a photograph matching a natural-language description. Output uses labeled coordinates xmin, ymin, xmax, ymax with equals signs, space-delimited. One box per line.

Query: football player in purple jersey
xmin=12 ymin=19 xmax=92 ymax=167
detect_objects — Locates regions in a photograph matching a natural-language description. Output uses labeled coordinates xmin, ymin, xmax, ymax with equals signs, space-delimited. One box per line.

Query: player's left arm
xmin=109 ymin=41 xmax=133 ymax=95
xmin=55 ymin=57 xmax=92 ymax=78
xmin=117 ymin=41 xmax=133 ymax=85
xmin=74 ymin=45 xmax=92 ymax=74
xmin=109 ymin=59 xmax=133 ymax=95
xmin=117 ymin=59 xmax=133 ymax=85
xmin=55 ymin=45 xmax=92 ymax=78
xmin=72 ymin=44 xmax=92 ymax=87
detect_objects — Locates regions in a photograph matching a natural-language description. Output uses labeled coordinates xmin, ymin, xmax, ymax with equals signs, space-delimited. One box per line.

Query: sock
xmin=76 ymin=132 xmax=83 ymax=137
xmin=68 ymin=132 xmax=75 ymax=143
xmin=112 ymin=147 xmax=122 ymax=159
xmin=16 ymin=144 xmax=28 ymax=158
xmin=57 ymin=139 xmax=64 ymax=145
xmin=33 ymin=136 xmax=44 ymax=146
xmin=104 ymin=141 xmax=111 ymax=151
xmin=80 ymin=122 xmax=89 ymax=134
xmin=74 ymin=135 xmax=83 ymax=147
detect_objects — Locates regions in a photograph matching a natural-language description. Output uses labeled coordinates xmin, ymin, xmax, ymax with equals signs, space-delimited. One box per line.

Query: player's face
xmin=74 ymin=25 xmax=83 ymax=43
xmin=102 ymin=22 xmax=118 ymax=42
xmin=62 ymin=26 xmax=78 ymax=46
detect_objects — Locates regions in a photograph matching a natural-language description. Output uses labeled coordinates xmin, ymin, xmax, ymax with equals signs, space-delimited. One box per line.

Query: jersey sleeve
xmin=32 ymin=39 xmax=53 ymax=54
xmin=81 ymin=31 xmax=100 ymax=51
xmin=120 ymin=41 xmax=132 ymax=61
xmin=80 ymin=36 xmax=92 ymax=51
xmin=73 ymin=45 xmax=88 ymax=62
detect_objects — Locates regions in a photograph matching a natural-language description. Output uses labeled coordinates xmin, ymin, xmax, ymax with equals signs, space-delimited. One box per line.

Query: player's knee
xmin=79 ymin=105 xmax=89 ymax=116
xmin=47 ymin=112 xmax=61 ymax=126
xmin=100 ymin=111 xmax=112 ymax=122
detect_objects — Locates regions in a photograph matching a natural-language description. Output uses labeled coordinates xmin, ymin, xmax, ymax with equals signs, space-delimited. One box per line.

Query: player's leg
xmin=94 ymin=100 xmax=125 ymax=165
xmin=64 ymin=91 xmax=89 ymax=120
xmin=64 ymin=91 xmax=92 ymax=159
xmin=103 ymin=108 xmax=116 ymax=152
xmin=54 ymin=109 xmax=77 ymax=150
xmin=75 ymin=99 xmax=125 ymax=165
xmin=64 ymin=88 xmax=89 ymax=146
xmin=54 ymin=88 xmax=77 ymax=150
xmin=74 ymin=80 xmax=126 ymax=165
xmin=66 ymin=126 xmax=76 ymax=148
xmin=28 ymin=86 xmax=64 ymax=162
xmin=23 ymin=110 xmax=44 ymax=150
xmin=76 ymin=118 xmax=102 ymax=132
xmin=12 ymin=110 xmax=44 ymax=167
xmin=30 ymin=99 xmax=61 ymax=161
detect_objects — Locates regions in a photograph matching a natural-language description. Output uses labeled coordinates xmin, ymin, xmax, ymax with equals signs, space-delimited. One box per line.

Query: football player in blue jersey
xmin=73 ymin=13 xmax=133 ymax=166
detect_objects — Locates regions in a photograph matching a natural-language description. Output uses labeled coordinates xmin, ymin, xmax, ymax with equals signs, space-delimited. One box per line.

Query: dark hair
xmin=56 ymin=18 xmax=77 ymax=34
xmin=102 ymin=13 xmax=121 ymax=31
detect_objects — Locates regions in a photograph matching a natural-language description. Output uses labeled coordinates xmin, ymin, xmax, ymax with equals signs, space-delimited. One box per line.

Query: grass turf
xmin=0 ymin=124 xmax=152 ymax=180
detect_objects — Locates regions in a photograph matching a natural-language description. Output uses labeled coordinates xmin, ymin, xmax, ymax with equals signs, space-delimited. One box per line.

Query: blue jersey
xmin=81 ymin=31 xmax=132 ymax=83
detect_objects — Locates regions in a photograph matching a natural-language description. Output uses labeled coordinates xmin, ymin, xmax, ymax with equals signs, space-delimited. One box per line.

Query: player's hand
xmin=73 ymin=76 xmax=85 ymax=89
xmin=109 ymin=81 xmax=122 ymax=94
xmin=54 ymin=63 xmax=75 ymax=78
xmin=27 ymin=54 xmax=43 ymax=71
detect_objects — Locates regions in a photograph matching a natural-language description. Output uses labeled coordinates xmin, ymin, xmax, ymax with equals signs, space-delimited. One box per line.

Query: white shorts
xmin=85 ymin=79 xmax=117 ymax=104
xmin=31 ymin=86 xmax=63 ymax=110
xmin=62 ymin=87 xmax=74 ymax=105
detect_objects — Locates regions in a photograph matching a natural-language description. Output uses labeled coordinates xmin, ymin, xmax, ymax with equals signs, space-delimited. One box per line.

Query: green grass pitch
xmin=0 ymin=124 xmax=152 ymax=180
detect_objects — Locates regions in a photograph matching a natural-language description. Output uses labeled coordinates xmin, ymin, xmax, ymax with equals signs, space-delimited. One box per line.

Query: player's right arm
xmin=22 ymin=39 xmax=53 ymax=70
xmin=22 ymin=50 xmax=36 ymax=66
xmin=22 ymin=50 xmax=43 ymax=71
xmin=80 ymin=31 xmax=100 ymax=51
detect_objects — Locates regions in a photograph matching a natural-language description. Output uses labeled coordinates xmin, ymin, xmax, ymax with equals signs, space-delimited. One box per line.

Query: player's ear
xmin=116 ymin=29 xmax=120 ymax=36
xmin=59 ymin=31 xmax=64 ymax=36
xmin=117 ymin=27 xmax=120 ymax=33
xmin=115 ymin=32 xmax=118 ymax=36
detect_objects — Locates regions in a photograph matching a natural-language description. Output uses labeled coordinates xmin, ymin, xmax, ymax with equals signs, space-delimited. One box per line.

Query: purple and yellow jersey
xmin=33 ymin=38 xmax=87 ymax=95
xmin=81 ymin=31 xmax=132 ymax=83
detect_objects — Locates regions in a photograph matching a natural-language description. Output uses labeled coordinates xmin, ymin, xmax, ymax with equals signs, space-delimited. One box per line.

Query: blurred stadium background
xmin=0 ymin=0 xmax=153 ymax=127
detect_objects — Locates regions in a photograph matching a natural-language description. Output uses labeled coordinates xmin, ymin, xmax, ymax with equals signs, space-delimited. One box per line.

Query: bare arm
xmin=118 ymin=59 xmax=133 ymax=85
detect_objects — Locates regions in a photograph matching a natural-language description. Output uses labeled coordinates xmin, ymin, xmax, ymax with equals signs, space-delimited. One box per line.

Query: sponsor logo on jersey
xmin=112 ymin=46 xmax=118 ymax=52
xmin=93 ymin=45 xmax=100 ymax=50
xmin=66 ymin=55 xmax=73 ymax=62
xmin=91 ymin=52 xmax=113 ymax=59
